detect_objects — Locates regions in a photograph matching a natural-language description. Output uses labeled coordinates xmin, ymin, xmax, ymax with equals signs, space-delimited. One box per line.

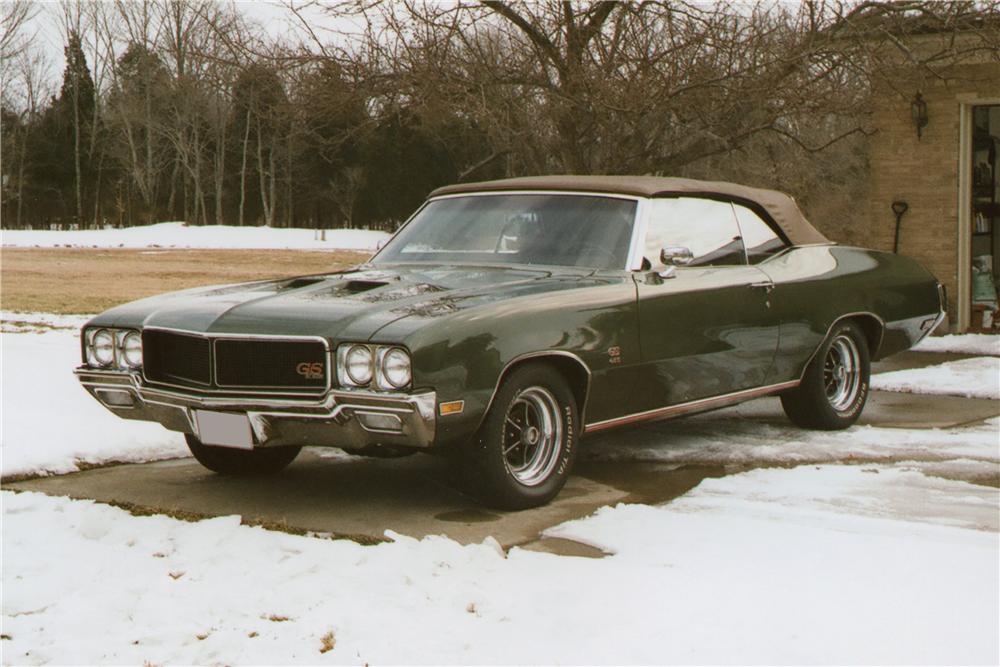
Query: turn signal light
xmin=439 ymin=400 xmax=465 ymax=416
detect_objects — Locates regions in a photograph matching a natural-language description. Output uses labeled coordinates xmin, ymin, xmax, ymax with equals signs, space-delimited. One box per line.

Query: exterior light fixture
xmin=911 ymin=92 xmax=928 ymax=139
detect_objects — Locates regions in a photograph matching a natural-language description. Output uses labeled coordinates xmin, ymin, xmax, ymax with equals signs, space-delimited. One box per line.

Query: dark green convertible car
xmin=76 ymin=176 xmax=945 ymax=508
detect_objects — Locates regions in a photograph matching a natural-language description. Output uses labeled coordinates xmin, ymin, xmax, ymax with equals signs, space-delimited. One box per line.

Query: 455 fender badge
xmin=296 ymin=362 xmax=324 ymax=379
xmin=608 ymin=346 xmax=622 ymax=364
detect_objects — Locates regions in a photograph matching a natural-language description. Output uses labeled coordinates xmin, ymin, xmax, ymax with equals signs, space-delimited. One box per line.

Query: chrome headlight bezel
xmin=89 ymin=328 xmax=115 ymax=367
xmin=84 ymin=327 xmax=142 ymax=370
xmin=337 ymin=343 xmax=412 ymax=391
xmin=118 ymin=330 xmax=143 ymax=369
xmin=338 ymin=344 xmax=374 ymax=387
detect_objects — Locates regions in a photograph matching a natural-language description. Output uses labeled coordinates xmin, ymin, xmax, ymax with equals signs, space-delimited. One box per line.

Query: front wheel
xmin=459 ymin=364 xmax=579 ymax=510
xmin=781 ymin=321 xmax=870 ymax=430
xmin=185 ymin=434 xmax=301 ymax=476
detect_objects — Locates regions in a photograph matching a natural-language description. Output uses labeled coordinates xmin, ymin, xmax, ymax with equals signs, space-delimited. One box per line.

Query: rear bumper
xmin=75 ymin=368 xmax=437 ymax=450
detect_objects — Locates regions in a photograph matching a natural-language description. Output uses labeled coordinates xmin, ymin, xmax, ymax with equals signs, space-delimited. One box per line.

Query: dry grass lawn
xmin=2 ymin=248 xmax=370 ymax=314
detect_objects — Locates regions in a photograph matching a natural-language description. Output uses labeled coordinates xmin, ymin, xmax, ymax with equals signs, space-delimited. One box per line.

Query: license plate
xmin=194 ymin=410 xmax=254 ymax=450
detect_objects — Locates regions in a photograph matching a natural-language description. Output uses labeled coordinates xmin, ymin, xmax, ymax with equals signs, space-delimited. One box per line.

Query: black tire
xmin=781 ymin=320 xmax=871 ymax=430
xmin=185 ymin=434 xmax=301 ymax=476
xmin=458 ymin=363 xmax=579 ymax=510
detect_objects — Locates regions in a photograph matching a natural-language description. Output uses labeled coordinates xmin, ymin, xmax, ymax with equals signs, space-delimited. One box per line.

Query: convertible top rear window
xmin=373 ymin=194 xmax=637 ymax=270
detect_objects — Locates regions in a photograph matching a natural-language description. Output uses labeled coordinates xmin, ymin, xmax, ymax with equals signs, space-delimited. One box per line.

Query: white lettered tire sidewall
xmin=472 ymin=363 xmax=579 ymax=510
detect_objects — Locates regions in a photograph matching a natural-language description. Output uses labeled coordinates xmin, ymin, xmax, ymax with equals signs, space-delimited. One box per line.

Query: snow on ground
xmin=915 ymin=333 xmax=1000 ymax=356
xmin=583 ymin=412 xmax=1000 ymax=470
xmin=1 ymin=324 xmax=185 ymax=479
xmin=871 ymin=356 xmax=1000 ymax=400
xmin=3 ymin=464 xmax=996 ymax=666
xmin=1 ymin=311 xmax=92 ymax=334
xmin=1 ymin=221 xmax=389 ymax=251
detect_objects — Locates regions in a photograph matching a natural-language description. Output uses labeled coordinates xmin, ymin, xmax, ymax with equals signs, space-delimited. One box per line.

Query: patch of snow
xmin=3 ymin=464 xmax=997 ymax=665
xmin=0 ymin=328 xmax=186 ymax=479
xmin=1 ymin=311 xmax=93 ymax=333
xmin=871 ymin=357 xmax=1000 ymax=400
xmin=1 ymin=221 xmax=389 ymax=251
xmin=583 ymin=414 xmax=1000 ymax=472
xmin=915 ymin=333 xmax=1000 ymax=356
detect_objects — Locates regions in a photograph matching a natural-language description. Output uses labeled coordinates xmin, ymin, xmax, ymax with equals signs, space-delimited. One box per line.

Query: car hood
xmin=90 ymin=263 xmax=608 ymax=341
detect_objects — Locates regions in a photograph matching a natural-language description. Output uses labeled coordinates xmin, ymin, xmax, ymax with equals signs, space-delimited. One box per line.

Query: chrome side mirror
xmin=661 ymin=246 xmax=694 ymax=266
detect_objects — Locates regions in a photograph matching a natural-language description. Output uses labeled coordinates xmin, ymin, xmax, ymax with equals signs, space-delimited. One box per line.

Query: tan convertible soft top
xmin=430 ymin=175 xmax=829 ymax=246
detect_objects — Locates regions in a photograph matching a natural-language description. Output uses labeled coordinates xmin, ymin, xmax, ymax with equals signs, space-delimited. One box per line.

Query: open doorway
xmin=969 ymin=105 xmax=1000 ymax=331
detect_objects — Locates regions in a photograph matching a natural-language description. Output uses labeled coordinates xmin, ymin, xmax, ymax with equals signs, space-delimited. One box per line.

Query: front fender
xmin=372 ymin=277 xmax=639 ymax=445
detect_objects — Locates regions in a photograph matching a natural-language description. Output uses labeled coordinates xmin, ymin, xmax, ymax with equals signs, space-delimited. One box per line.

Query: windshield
xmin=373 ymin=194 xmax=637 ymax=270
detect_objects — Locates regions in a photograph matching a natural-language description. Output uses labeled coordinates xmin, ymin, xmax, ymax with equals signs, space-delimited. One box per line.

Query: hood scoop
xmin=358 ymin=282 xmax=442 ymax=303
xmin=281 ymin=277 xmax=326 ymax=290
xmin=342 ymin=279 xmax=389 ymax=293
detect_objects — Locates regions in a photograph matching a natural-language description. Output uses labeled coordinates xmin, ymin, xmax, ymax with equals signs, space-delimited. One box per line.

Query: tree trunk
xmin=72 ymin=77 xmax=83 ymax=224
xmin=166 ymin=157 xmax=180 ymax=220
xmin=15 ymin=123 xmax=27 ymax=227
xmin=214 ymin=112 xmax=226 ymax=225
xmin=238 ymin=108 xmax=251 ymax=226
xmin=255 ymin=115 xmax=273 ymax=226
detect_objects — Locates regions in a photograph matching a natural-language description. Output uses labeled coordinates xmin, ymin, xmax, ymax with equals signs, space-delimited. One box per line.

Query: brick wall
xmin=862 ymin=62 xmax=1000 ymax=327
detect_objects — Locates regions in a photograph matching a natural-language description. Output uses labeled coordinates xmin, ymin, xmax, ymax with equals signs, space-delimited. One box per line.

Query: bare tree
xmin=3 ymin=47 xmax=52 ymax=228
xmin=0 ymin=0 xmax=36 ymax=66
xmin=301 ymin=1 xmax=998 ymax=177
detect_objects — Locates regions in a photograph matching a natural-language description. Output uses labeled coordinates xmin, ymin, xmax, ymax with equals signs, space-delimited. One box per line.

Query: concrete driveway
xmin=7 ymin=352 xmax=998 ymax=555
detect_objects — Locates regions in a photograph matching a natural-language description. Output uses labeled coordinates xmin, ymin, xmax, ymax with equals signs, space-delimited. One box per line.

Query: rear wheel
xmin=781 ymin=321 xmax=870 ymax=430
xmin=185 ymin=434 xmax=301 ymax=476
xmin=458 ymin=364 xmax=579 ymax=510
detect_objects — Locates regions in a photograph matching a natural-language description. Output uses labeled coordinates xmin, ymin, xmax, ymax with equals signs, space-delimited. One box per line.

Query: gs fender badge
xmin=296 ymin=362 xmax=324 ymax=379
xmin=608 ymin=346 xmax=622 ymax=364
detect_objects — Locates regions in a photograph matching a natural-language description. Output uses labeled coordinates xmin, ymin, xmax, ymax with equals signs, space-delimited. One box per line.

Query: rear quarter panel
xmin=760 ymin=245 xmax=941 ymax=382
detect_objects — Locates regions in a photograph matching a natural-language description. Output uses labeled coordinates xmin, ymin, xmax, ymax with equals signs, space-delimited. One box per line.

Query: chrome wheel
xmin=501 ymin=386 xmax=563 ymax=487
xmin=824 ymin=335 xmax=861 ymax=412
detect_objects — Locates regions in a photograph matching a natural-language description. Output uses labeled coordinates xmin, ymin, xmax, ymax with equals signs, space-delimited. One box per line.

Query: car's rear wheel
xmin=185 ymin=434 xmax=301 ymax=476
xmin=460 ymin=364 xmax=579 ymax=510
xmin=781 ymin=320 xmax=870 ymax=430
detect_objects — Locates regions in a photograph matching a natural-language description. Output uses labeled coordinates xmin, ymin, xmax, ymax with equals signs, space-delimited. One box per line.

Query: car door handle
xmin=749 ymin=281 xmax=775 ymax=293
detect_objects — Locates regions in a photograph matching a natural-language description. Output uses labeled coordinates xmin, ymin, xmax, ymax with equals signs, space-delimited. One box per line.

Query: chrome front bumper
xmin=75 ymin=368 xmax=437 ymax=450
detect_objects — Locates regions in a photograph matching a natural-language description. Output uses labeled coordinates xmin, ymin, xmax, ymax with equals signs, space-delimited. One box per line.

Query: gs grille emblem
xmin=296 ymin=362 xmax=324 ymax=380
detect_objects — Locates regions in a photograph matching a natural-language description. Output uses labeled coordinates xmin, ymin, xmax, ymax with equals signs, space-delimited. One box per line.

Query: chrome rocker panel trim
xmin=584 ymin=380 xmax=800 ymax=433
xmin=76 ymin=367 xmax=437 ymax=450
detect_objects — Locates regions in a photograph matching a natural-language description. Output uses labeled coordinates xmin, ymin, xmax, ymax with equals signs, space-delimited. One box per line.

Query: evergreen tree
xmin=57 ymin=30 xmax=96 ymax=224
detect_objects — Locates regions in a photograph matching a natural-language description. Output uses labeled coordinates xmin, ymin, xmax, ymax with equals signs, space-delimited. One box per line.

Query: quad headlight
xmin=84 ymin=328 xmax=142 ymax=369
xmin=119 ymin=331 xmax=143 ymax=369
xmin=337 ymin=344 xmax=411 ymax=390
xmin=342 ymin=344 xmax=374 ymax=385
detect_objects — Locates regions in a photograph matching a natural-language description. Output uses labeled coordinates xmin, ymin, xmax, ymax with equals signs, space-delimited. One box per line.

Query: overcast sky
xmin=22 ymin=0 xmax=335 ymax=83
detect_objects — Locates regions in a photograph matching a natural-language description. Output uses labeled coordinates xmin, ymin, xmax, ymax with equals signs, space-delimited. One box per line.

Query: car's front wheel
xmin=461 ymin=364 xmax=579 ymax=510
xmin=185 ymin=434 xmax=301 ymax=476
xmin=781 ymin=320 xmax=870 ymax=430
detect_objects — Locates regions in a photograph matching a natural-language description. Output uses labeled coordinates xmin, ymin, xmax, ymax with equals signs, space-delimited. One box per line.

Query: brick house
xmin=861 ymin=37 xmax=1000 ymax=332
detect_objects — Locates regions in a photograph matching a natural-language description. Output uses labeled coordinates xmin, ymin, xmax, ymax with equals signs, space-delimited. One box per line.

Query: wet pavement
xmin=6 ymin=351 xmax=998 ymax=555
xmin=4 ymin=448 xmax=734 ymax=554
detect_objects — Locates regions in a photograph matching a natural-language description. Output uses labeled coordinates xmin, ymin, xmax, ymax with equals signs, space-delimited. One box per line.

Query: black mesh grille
xmin=142 ymin=330 xmax=212 ymax=387
xmin=214 ymin=339 xmax=327 ymax=389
